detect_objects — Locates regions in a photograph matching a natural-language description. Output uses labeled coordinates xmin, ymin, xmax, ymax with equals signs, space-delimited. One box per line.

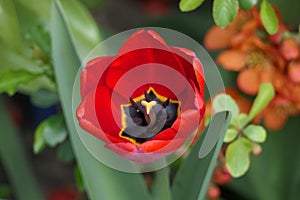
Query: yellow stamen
xmin=141 ymin=100 xmax=157 ymax=115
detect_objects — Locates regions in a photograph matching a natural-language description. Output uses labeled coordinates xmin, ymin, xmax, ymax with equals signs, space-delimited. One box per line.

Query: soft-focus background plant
xmin=0 ymin=0 xmax=299 ymax=199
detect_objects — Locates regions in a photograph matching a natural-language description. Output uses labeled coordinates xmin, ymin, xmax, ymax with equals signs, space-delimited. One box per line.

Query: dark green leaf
xmin=243 ymin=125 xmax=267 ymax=143
xmin=0 ymin=70 xmax=38 ymax=96
xmin=179 ymin=0 xmax=205 ymax=12
xmin=226 ymin=137 xmax=252 ymax=177
xmin=0 ymin=98 xmax=44 ymax=200
xmin=40 ymin=114 xmax=67 ymax=147
xmin=51 ymin=1 xmax=151 ymax=199
xmin=248 ymin=83 xmax=275 ymax=121
xmin=57 ymin=140 xmax=74 ymax=163
xmin=172 ymin=111 xmax=231 ymax=200
xmin=30 ymin=89 xmax=59 ymax=108
xmin=238 ymin=0 xmax=258 ymax=10
xmin=260 ymin=0 xmax=279 ymax=34
xmin=152 ymin=167 xmax=171 ymax=200
xmin=74 ymin=165 xmax=85 ymax=192
xmin=213 ymin=0 xmax=239 ymax=27
xmin=0 ymin=184 xmax=11 ymax=198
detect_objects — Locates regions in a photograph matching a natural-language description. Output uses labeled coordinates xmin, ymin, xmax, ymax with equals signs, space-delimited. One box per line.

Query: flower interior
xmin=119 ymin=87 xmax=180 ymax=145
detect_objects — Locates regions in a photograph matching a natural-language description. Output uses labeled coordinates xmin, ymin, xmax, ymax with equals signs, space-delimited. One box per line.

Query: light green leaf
xmin=172 ymin=111 xmax=231 ymax=200
xmin=33 ymin=122 xmax=46 ymax=154
xmin=236 ymin=113 xmax=248 ymax=129
xmin=260 ymin=0 xmax=279 ymax=34
xmin=40 ymin=114 xmax=67 ymax=147
xmin=224 ymin=128 xmax=238 ymax=143
xmin=51 ymin=1 xmax=151 ymax=199
xmin=213 ymin=93 xmax=239 ymax=121
xmin=57 ymin=140 xmax=74 ymax=163
xmin=238 ymin=0 xmax=258 ymax=10
xmin=248 ymin=83 xmax=275 ymax=121
xmin=0 ymin=0 xmax=22 ymax=49
xmin=243 ymin=125 xmax=267 ymax=143
xmin=226 ymin=137 xmax=252 ymax=177
xmin=179 ymin=0 xmax=205 ymax=12
xmin=0 ymin=70 xmax=38 ymax=96
xmin=59 ymin=0 xmax=101 ymax=60
xmin=213 ymin=0 xmax=239 ymax=27
xmin=152 ymin=167 xmax=171 ymax=200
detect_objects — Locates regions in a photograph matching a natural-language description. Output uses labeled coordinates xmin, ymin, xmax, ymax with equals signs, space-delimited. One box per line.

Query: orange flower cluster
xmin=204 ymin=8 xmax=300 ymax=130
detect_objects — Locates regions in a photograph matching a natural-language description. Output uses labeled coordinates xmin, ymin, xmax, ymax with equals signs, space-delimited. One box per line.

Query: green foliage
xmin=213 ymin=93 xmax=239 ymax=121
xmin=260 ymin=0 xmax=279 ymax=34
xmin=226 ymin=137 xmax=253 ymax=177
xmin=0 ymin=70 xmax=39 ymax=96
xmin=179 ymin=0 xmax=206 ymax=12
xmin=172 ymin=111 xmax=231 ymax=200
xmin=213 ymin=0 xmax=239 ymax=27
xmin=57 ymin=140 xmax=74 ymax=163
xmin=34 ymin=114 xmax=67 ymax=154
xmin=0 ymin=184 xmax=11 ymax=198
xmin=248 ymin=83 xmax=275 ymax=121
xmin=243 ymin=125 xmax=267 ymax=143
xmin=74 ymin=165 xmax=85 ymax=192
xmin=224 ymin=128 xmax=238 ymax=143
xmin=238 ymin=0 xmax=258 ymax=10
xmin=151 ymin=168 xmax=171 ymax=200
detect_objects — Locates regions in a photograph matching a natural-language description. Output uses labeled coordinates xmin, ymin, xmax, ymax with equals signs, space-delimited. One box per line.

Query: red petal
xmin=80 ymin=56 xmax=115 ymax=98
xmin=118 ymin=30 xmax=167 ymax=55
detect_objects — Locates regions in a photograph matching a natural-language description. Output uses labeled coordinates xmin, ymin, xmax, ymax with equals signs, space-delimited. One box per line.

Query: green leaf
xmin=226 ymin=137 xmax=252 ymax=177
xmin=224 ymin=128 xmax=238 ymax=143
xmin=179 ymin=0 xmax=205 ymax=12
xmin=238 ymin=0 xmax=258 ymax=10
xmin=59 ymin=0 xmax=101 ymax=60
xmin=243 ymin=125 xmax=267 ymax=143
xmin=248 ymin=83 xmax=275 ymax=121
xmin=33 ymin=122 xmax=47 ymax=154
xmin=236 ymin=113 xmax=248 ymax=129
xmin=172 ymin=111 xmax=231 ymax=200
xmin=0 ymin=184 xmax=11 ymax=198
xmin=0 ymin=0 xmax=22 ymax=49
xmin=260 ymin=0 xmax=279 ymax=34
xmin=0 ymin=98 xmax=44 ymax=200
xmin=57 ymin=140 xmax=74 ymax=163
xmin=152 ymin=167 xmax=171 ymax=200
xmin=213 ymin=93 xmax=239 ymax=121
xmin=51 ymin=1 xmax=151 ymax=199
xmin=40 ymin=114 xmax=67 ymax=147
xmin=213 ymin=0 xmax=239 ymax=27
xmin=30 ymin=89 xmax=59 ymax=108
xmin=74 ymin=165 xmax=85 ymax=192
xmin=0 ymin=70 xmax=38 ymax=96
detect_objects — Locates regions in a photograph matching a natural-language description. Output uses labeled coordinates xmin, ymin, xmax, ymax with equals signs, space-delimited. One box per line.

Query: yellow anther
xmin=141 ymin=100 xmax=157 ymax=115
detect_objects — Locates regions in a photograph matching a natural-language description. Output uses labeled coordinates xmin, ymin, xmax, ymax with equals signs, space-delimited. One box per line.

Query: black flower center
xmin=119 ymin=88 xmax=180 ymax=145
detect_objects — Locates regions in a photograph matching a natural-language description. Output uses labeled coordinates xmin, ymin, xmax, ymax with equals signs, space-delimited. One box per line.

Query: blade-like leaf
xmin=179 ymin=0 xmax=205 ymax=12
xmin=260 ymin=0 xmax=279 ymax=34
xmin=238 ymin=0 xmax=258 ymax=10
xmin=213 ymin=0 xmax=239 ymax=28
xmin=152 ymin=167 xmax=171 ymax=200
xmin=0 ymin=98 xmax=44 ymax=200
xmin=51 ymin=1 xmax=151 ymax=199
xmin=172 ymin=111 xmax=231 ymax=200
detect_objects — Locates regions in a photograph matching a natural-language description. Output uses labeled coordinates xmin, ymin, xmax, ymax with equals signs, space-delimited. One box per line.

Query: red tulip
xmin=76 ymin=30 xmax=205 ymax=162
